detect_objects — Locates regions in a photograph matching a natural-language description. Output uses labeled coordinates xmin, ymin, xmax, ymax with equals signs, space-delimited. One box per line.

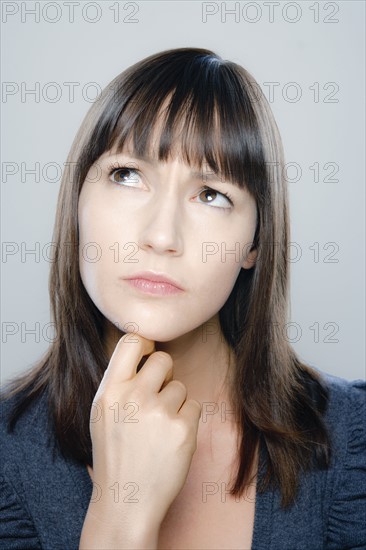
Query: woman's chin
xmin=133 ymin=324 xmax=205 ymax=347
xmin=105 ymin=309 xmax=207 ymax=345
xmin=133 ymin=329 xmax=180 ymax=343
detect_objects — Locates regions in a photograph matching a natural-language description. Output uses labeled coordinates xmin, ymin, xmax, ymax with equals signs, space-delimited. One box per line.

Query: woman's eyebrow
xmin=113 ymin=151 xmax=239 ymax=186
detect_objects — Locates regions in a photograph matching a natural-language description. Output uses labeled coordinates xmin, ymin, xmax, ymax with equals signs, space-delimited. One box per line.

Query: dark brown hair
xmin=1 ymin=47 xmax=331 ymax=507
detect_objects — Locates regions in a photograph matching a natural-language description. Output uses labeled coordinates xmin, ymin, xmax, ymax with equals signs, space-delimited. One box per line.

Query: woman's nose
xmin=138 ymin=194 xmax=184 ymax=256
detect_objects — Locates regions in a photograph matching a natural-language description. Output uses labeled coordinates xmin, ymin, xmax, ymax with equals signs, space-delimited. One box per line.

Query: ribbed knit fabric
xmin=1 ymin=371 xmax=365 ymax=549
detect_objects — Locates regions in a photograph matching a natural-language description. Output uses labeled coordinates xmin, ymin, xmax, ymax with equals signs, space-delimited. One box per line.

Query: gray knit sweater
xmin=0 ymin=371 xmax=365 ymax=549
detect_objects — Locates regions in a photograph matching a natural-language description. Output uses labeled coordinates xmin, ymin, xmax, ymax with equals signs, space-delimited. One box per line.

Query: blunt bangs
xmin=4 ymin=48 xmax=332 ymax=512
xmin=81 ymin=50 xmax=268 ymax=197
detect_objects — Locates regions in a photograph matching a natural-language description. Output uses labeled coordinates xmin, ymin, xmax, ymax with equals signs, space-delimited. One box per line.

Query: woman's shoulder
xmin=315 ymin=368 xmax=365 ymax=432
xmin=0 ymin=387 xmax=52 ymax=467
xmin=0 ymin=389 xmax=52 ymax=549
xmin=263 ymin=369 xmax=365 ymax=549
xmin=311 ymin=368 xmax=365 ymax=459
xmin=0 ymin=387 xmax=90 ymax=549
xmin=319 ymin=367 xmax=366 ymax=396
xmin=313 ymin=368 xmax=366 ymax=548
xmin=1 ymin=385 xmax=49 ymax=424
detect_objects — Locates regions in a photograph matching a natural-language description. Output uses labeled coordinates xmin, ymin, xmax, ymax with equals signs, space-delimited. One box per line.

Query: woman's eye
xmin=109 ymin=167 xmax=141 ymax=187
xmin=197 ymin=187 xmax=233 ymax=209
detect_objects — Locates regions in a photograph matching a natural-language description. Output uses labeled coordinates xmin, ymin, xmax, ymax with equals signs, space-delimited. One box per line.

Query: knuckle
xmin=171 ymin=380 xmax=187 ymax=394
xmin=129 ymin=384 xmax=146 ymax=403
xmin=174 ymin=417 xmax=190 ymax=440
xmin=151 ymin=404 xmax=168 ymax=422
xmin=152 ymin=351 xmax=173 ymax=367
xmin=95 ymin=382 xmax=116 ymax=401
xmin=190 ymin=399 xmax=202 ymax=415
xmin=175 ymin=422 xmax=197 ymax=453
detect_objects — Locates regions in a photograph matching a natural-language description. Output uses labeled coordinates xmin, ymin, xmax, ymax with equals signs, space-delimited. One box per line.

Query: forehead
xmin=105 ymin=128 xmax=208 ymax=174
xmin=108 ymin=90 xmax=222 ymax=165
xmin=98 ymin=93 xmax=247 ymax=190
xmin=112 ymin=106 xmax=198 ymax=162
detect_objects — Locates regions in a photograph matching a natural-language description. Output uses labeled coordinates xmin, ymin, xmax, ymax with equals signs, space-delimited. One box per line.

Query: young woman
xmin=1 ymin=47 xmax=365 ymax=550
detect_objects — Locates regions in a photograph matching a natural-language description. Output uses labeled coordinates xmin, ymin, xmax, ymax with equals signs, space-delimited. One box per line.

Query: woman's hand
xmin=79 ymin=332 xmax=202 ymax=549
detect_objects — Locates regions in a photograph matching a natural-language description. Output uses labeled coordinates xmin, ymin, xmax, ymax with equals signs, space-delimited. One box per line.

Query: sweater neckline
xmin=66 ymin=435 xmax=274 ymax=549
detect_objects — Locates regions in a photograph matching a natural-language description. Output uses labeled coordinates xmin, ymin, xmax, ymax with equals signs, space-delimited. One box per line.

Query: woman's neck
xmin=103 ymin=313 xmax=235 ymax=414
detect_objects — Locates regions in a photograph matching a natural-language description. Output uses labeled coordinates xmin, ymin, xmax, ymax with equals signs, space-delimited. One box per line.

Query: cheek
xmin=77 ymin=196 xmax=116 ymax=300
xmin=76 ymin=187 xmax=252 ymax=340
xmin=191 ymin=250 xmax=243 ymax=310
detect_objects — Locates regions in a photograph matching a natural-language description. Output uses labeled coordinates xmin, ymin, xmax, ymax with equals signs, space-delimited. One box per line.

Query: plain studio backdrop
xmin=1 ymin=1 xmax=365 ymax=384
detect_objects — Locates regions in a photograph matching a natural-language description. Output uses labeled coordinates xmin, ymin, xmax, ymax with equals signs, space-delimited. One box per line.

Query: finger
xmin=158 ymin=380 xmax=187 ymax=413
xmin=160 ymin=366 xmax=174 ymax=390
xmin=102 ymin=332 xmax=155 ymax=385
xmin=178 ymin=399 xmax=202 ymax=428
xmin=135 ymin=351 xmax=173 ymax=393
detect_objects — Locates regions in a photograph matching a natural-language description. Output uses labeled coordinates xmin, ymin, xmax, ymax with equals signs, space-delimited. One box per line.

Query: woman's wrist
xmin=79 ymin=505 xmax=160 ymax=549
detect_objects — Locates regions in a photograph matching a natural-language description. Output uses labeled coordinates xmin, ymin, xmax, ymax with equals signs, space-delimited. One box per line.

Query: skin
xmin=78 ymin=128 xmax=258 ymax=547
xmin=78 ymin=139 xmax=258 ymax=409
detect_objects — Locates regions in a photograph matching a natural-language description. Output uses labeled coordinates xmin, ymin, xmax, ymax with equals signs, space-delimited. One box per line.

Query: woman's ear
xmin=242 ymin=247 xmax=257 ymax=270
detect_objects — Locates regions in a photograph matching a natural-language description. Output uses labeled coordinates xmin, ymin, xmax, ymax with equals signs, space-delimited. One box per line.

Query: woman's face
xmin=78 ymin=140 xmax=258 ymax=342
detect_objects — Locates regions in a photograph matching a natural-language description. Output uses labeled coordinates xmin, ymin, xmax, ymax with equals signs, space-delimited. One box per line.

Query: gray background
xmin=1 ymin=1 xmax=365 ymax=383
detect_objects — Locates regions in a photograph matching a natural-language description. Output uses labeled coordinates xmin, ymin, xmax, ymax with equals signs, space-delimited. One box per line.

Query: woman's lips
xmin=122 ymin=270 xmax=185 ymax=296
